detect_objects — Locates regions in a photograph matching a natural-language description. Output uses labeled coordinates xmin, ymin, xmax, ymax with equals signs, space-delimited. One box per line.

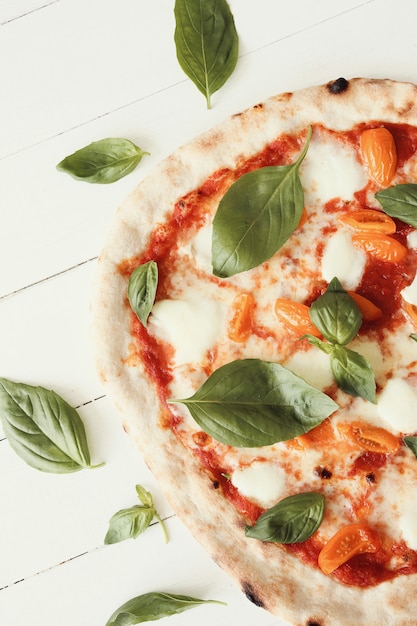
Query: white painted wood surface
xmin=1 ymin=1 xmax=417 ymax=624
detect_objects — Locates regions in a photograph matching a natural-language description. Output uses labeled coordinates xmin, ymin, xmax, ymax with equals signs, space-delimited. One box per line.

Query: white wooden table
xmin=2 ymin=1 xmax=417 ymax=625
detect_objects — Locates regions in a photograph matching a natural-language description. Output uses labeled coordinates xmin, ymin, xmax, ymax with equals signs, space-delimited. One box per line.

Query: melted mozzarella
xmin=377 ymin=378 xmax=417 ymax=434
xmin=401 ymin=273 xmax=417 ymax=306
xmin=321 ymin=230 xmax=366 ymax=289
xmin=181 ymin=223 xmax=213 ymax=272
xmin=407 ymin=229 xmax=417 ymax=249
xmin=231 ymin=462 xmax=286 ymax=508
xmin=399 ymin=491 xmax=417 ymax=550
xmin=284 ymin=347 xmax=333 ymax=391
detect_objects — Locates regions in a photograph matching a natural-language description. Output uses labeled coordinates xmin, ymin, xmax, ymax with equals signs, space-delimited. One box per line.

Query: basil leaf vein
xmin=376 ymin=183 xmax=417 ymax=227
xmin=128 ymin=261 xmax=158 ymax=327
xmin=245 ymin=492 xmax=325 ymax=544
xmin=309 ymin=277 xmax=362 ymax=345
xmin=212 ymin=126 xmax=312 ymax=278
xmin=174 ymin=0 xmax=238 ymax=108
xmin=170 ymin=358 xmax=338 ymax=447
xmin=330 ymin=345 xmax=376 ymax=403
xmin=106 ymin=592 xmax=226 ymax=626
xmin=57 ymin=138 xmax=149 ymax=184
xmin=0 ymin=378 xmax=101 ymax=473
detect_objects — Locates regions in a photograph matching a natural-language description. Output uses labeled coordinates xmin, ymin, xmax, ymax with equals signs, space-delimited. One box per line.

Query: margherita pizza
xmin=92 ymin=77 xmax=417 ymax=625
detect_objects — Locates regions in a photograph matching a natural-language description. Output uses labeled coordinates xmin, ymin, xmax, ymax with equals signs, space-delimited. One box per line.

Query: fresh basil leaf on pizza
xmin=92 ymin=78 xmax=417 ymax=626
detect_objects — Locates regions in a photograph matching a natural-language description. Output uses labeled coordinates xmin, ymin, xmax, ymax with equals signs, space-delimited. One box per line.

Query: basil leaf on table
xmin=376 ymin=183 xmax=417 ymax=227
xmin=330 ymin=345 xmax=376 ymax=403
xmin=105 ymin=484 xmax=168 ymax=544
xmin=245 ymin=492 xmax=325 ymax=544
xmin=309 ymin=277 xmax=362 ymax=346
xmin=170 ymin=358 xmax=338 ymax=447
xmin=0 ymin=378 xmax=101 ymax=473
xmin=128 ymin=261 xmax=158 ymax=327
xmin=212 ymin=126 xmax=312 ymax=278
xmin=404 ymin=436 xmax=417 ymax=459
xmin=106 ymin=592 xmax=226 ymax=626
xmin=174 ymin=0 xmax=238 ymax=108
xmin=57 ymin=138 xmax=149 ymax=183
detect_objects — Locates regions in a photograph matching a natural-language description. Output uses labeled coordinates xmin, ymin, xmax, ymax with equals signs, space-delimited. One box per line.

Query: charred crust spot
xmin=366 ymin=472 xmax=376 ymax=484
xmin=327 ymin=77 xmax=349 ymax=94
xmin=253 ymin=103 xmax=264 ymax=110
xmin=212 ymin=480 xmax=220 ymax=489
xmin=241 ymin=581 xmax=264 ymax=608
xmin=315 ymin=466 xmax=332 ymax=479
xmin=307 ymin=621 xmax=322 ymax=626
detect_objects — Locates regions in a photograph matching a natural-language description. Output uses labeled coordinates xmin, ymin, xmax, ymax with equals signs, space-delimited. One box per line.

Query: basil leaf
xmin=212 ymin=127 xmax=311 ymax=278
xmin=309 ymin=277 xmax=362 ymax=346
xmin=128 ymin=261 xmax=158 ymax=327
xmin=376 ymin=183 xmax=417 ymax=227
xmin=302 ymin=334 xmax=334 ymax=354
xmin=170 ymin=358 xmax=338 ymax=447
xmin=330 ymin=345 xmax=376 ymax=403
xmin=404 ymin=436 xmax=417 ymax=459
xmin=57 ymin=138 xmax=149 ymax=184
xmin=0 ymin=378 xmax=100 ymax=473
xmin=411 ymin=334 xmax=417 ymax=342
xmin=174 ymin=0 xmax=238 ymax=109
xmin=245 ymin=492 xmax=325 ymax=544
xmin=106 ymin=592 xmax=226 ymax=626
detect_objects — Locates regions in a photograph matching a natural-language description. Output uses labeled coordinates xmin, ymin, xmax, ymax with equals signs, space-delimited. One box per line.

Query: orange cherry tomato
xmin=340 ymin=421 xmax=400 ymax=454
xmin=351 ymin=232 xmax=407 ymax=263
xmin=347 ymin=291 xmax=382 ymax=321
xmin=228 ymin=292 xmax=255 ymax=342
xmin=360 ymin=127 xmax=397 ymax=187
xmin=292 ymin=418 xmax=335 ymax=450
xmin=340 ymin=209 xmax=396 ymax=235
xmin=274 ymin=298 xmax=321 ymax=337
xmin=318 ymin=523 xmax=382 ymax=575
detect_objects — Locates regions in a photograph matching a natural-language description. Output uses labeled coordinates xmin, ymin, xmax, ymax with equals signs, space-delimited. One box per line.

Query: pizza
xmin=91 ymin=77 xmax=417 ymax=626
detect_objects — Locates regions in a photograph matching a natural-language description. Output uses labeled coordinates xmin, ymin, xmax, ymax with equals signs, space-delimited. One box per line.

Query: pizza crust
xmin=91 ymin=78 xmax=417 ymax=626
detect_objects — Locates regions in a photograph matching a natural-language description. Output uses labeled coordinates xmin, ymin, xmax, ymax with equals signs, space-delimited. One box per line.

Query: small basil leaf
xmin=404 ymin=436 xmax=417 ymax=459
xmin=128 ymin=261 xmax=158 ymax=327
xmin=309 ymin=277 xmax=362 ymax=346
xmin=0 ymin=378 xmax=100 ymax=473
xmin=57 ymin=138 xmax=149 ymax=184
xmin=245 ymin=492 xmax=325 ymax=544
xmin=174 ymin=0 xmax=238 ymax=109
xmin=135 ymin=484 xmax=154 ymax=508
xmin=376 ymin=183 xmax=417 ymax=228
xmin=106 ymin=592 xmax=226 ymax=626
xmin=212 ymin=127 xmax=312 ymax=277
xmin=170 ymin=358 xmax=338 ymax=447
xmin=104 ymin=506 xmax=155 ymax=545
xmin=330 ymin=345 xmax=376 ymax=403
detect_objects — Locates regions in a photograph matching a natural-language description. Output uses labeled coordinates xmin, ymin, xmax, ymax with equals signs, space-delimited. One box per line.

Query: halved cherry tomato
xmin=351 ymin=232 xmax=407 ymax=263
xmin=360 ymin=127 xmax=397 ymax=187
xmin=318 ymin=523 xmax=382 ymax=575
xmin=340 ymin=421 xmax=400 ymax=454
xmin=347 ymin=291 xmax=382 ymax=321
xmin=228 ymin=292 xmax=255 ymax=342
xmin=274 ymin=298 xmax=321 ymax=337
xmin=291 ymin=418 xmax=335 ymax=450
xmin=340 ymin=209 xmax=396 ymax=235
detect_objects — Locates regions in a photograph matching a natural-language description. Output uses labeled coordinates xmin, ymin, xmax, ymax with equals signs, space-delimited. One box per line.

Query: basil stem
xmin=170 ymin=358 xmax=338 ymax=447
xmin=330 ymin=345 xmax=376 ymax=403
xmin=309 ymin=277 xmax=362 ymax=346
xmin=105 ymin=484 xmax=168 ymax=545
xmin=0 ymin=378 xmax=102 ymax=473
xmin=106 ymin=592 xmax=226 ymax=626
xmin=245 ymin=492 xmax=325 ymax=544
xmin=57 ymin=138 xmax=149 ymax=184
xmin=404 ymin=436 xmax=417 ymax=459
xmin=174 ymin=0 xmax=238 ymax=108
xmin=128 ymin=261 xmax=158 ymax=327
xmin=212 ymin=126 xmax=312 ymax=278
xmin=376 ymin=183 xmax=417 ymax=228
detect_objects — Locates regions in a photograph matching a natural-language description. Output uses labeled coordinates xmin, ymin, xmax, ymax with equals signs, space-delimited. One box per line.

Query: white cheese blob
xmin=231 ymin=462 xmax=286 ymax=508
xmin=399 ymin=493 xmax=417 ymax=550
xmin=301 ymin=137 xmax=367 ymax=205
xmin=407 ymin=229 xmax=417 ymax=249
xmin=321 ymin=230 xmax=366 ymax=289
xmin=377 ymin=377 xmax=417 ymax=434
xmin=182 ymin=223 xmax=213 ymax=271
xmin=284 ymin=348 xmax=333 ymax=391
xmin=401 ymin=273 xmax=417 ymax=307
xmin=150 ymin=296 xmax=225 ymax=366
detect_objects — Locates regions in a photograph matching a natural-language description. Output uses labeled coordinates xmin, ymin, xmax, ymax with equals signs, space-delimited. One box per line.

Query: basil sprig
xmin=57 ymin=138 xmax=149 ymax=183
xmin=105 ymin=484 xmax=168 ymax=544
xmin=212 ymin=126 xmax=312 ymax=278
xmin=404 ymin=436 xmax=417 ymax=459
xmin=170 ymin=358 xmax=338 ymax=447
xmin=174 ymin=0 xmax=238 ymax=109
xmin=128 ymin=261 xmax=158 ymax=327
xmin=245 ymin=492 xmax=325 ymax=544
xmin=306 ymin=278 xmax=376 ymax=403
xmin=106 ymin=592 xmax=226 ymax=626
xmin=0 ymin=378 xmax=102 ymax=473
xmin=376 ymin=183 xmax=417 ymax=227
